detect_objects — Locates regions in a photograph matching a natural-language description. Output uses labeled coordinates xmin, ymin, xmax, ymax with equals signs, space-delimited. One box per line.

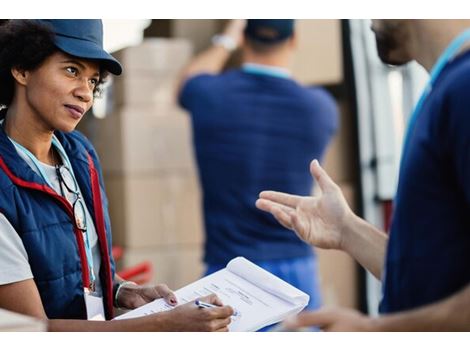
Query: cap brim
xmin=54 ymin=35 xmax=122 ymax=75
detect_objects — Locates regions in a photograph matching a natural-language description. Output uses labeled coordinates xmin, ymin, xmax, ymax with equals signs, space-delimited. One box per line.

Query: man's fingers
xmin=256 ymin=199 xmax=295 ymax=230
xmin=310 ymin=159 xmax=336 ymax=192
xmin=284 ymin=310 xmax=335 ymax=329
xmin=258 ymin=191 xmax=302 ymax=208
xmin=291 ymin=212 xmax=308 ymax=241
xmin=271 ymin=205 xmax=295 ymax=230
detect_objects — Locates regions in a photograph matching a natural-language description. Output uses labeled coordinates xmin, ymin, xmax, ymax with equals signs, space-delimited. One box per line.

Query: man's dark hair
xmin=0 ymin=20 xmax=107 ymax=107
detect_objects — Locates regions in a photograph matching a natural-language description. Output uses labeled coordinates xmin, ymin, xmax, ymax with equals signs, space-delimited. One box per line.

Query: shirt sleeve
xmin=178 ymin=74 xmax=213 ymax=111
xmin=445 ymin=79 xmax=470 ymax=205
xmin=0 ymin=213 xmax=34 ymax=285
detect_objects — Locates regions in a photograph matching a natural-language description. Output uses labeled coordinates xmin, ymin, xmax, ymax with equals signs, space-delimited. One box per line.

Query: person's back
xmin=178 ymin=20 xmax=338 ymax=315
xmin=181 ymin=69 xmax=337 ymax=264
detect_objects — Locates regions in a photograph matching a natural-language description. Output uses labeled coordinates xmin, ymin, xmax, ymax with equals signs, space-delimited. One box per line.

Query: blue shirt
xmin=179 ymin=69 xmax=338 ymax=265
xmin=380 ymin=51 xmax=470 ymax=313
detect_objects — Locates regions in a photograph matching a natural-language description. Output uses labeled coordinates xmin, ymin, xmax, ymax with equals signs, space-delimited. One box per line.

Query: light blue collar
xmin=242 ymin=63 xmax=291 ymax=79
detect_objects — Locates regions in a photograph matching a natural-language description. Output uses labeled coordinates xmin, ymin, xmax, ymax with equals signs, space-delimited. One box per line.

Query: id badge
xmin=84 ymin=289 xmax=105 ymax=321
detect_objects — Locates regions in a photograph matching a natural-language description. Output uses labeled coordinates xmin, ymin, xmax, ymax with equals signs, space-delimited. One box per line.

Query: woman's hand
xmin=157 ymin=294 xmax=234 ymax=332
xmin=116 ymin=282 xmax=177 ymax=310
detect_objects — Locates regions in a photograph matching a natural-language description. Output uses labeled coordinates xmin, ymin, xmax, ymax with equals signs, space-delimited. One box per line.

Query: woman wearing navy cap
xmin=0 ymin=19 xmax=233 ymax=331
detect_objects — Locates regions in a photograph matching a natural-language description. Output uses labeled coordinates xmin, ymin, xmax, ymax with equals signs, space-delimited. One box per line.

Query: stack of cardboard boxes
xmin=92 ymin=39 xmax=205 ymax=290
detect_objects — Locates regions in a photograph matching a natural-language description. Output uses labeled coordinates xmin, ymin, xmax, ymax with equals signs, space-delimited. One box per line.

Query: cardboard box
xmin=94 ymin=107 xmax=196 ymax=175
xmin=171 ymin=20 xmax=221 ymax=54
xmin=121 ymin=245 xmax=204 ymax=289
xmin=322 ymin=99 xmax=357 ymax=184
xmin=113 ymin=70 xmax=180 ymax=107
xmin=292 ymin=20 xmax=343 ymax=85
xmin=113 ymin=38 xmax=193 ymax=73
xmin=105 ymin=173 xmax=204 ymax=249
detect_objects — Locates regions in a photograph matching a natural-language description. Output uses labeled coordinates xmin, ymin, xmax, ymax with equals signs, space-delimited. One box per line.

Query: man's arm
xmin=288 ymin=284 xmax=470 ymax=331
xmin=176 ymin=19 xmax=245 ymax=95
xmin=341 ymin=212 xmax=388 ymax=280
xmin=372 ymin=284 xmax=470 ymax=331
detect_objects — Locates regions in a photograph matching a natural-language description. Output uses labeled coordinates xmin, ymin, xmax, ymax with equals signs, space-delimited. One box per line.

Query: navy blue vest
xmin=0 ymin=117 xmax=115 ymax=320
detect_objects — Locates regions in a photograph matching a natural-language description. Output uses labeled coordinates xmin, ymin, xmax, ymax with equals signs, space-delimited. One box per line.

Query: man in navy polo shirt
xmin=177 ymin=19 xmax=338 ymax=314
xmin=257 ymin=20 xmax=470 ymax=331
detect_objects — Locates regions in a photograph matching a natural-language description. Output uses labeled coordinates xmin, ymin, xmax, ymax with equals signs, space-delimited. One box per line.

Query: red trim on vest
xmin=87 ymin=154 xmax=114 ymax=320
xmin=0 ymin=155 xmax=91 ymax=289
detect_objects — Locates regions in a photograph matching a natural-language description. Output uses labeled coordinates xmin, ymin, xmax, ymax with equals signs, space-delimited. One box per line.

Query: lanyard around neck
xmin=7 ymin=134 xmax=77 ymax=188
xmin=400 ymin=28 xmax=470 ymax=170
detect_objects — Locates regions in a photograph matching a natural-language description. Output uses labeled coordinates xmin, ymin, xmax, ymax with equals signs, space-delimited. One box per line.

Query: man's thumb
xmin=310 ymin=159 xmax=335 ymax=192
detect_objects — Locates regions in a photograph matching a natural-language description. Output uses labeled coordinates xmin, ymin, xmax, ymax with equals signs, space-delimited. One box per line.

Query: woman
xmin=0 ymin=19 xmax=232 ymax=331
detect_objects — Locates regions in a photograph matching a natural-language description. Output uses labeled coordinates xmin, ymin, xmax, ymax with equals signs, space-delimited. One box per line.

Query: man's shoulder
xmin=179 ymin=70 xmax=242 ymax=109
xmin=432 ymin=52 xmax=470 ymax=118
xmin=292 ymin=84 xmax=337 ymax=112
xmin=302 ymin=85 xmax=335 ymax=101
xmin=186 ymin=70 xmax=243 ymax=87
xmin=440 ymin=51 xmax=470 ymax=96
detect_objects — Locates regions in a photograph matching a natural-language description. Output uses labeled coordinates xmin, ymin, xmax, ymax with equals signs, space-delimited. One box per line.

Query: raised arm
xmin=176 ymin=19 xmax=246 ymax=95
xmin=256 ymin=159 xmax=388 ymax=279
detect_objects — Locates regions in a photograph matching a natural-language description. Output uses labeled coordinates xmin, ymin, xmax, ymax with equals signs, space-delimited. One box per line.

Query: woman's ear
xmin=11 ymin=67 xmax=29 ymax=86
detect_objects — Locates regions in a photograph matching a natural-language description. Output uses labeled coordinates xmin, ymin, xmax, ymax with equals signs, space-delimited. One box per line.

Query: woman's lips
xmin=64 ymin=104 xmax=84 ymax=119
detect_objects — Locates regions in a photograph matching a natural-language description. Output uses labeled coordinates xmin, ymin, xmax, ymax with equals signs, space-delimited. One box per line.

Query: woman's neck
xmin=4 ymin=105 xmax=56 ymax=165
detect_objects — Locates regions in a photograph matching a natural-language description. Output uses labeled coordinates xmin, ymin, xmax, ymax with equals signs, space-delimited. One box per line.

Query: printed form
xmin=114 ymin=257 xmax=309 ymax=331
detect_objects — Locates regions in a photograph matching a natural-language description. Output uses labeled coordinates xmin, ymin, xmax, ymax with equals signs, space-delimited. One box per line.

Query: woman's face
xmin=21 ymin=51 xmax=100 ymax=133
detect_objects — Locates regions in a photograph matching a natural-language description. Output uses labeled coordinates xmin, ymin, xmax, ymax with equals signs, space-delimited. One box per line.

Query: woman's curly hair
xmin=0 ymin=20 xmax=108 ymax=107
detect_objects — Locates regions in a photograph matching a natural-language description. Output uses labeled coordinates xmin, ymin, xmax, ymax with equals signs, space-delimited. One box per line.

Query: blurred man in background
xmin=177 ymin=19 xmax=338 ymax=315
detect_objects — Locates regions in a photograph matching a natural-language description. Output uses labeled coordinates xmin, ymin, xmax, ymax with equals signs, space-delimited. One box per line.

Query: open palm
xmin=256 ymin=160 xmax=353 ymax=250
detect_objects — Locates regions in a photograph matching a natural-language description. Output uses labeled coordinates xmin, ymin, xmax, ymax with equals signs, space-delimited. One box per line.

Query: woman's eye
xmin=90 ymin=78 xmax=98 ymax=86
xmin=66 ymin=67 xmax=78 ymax=75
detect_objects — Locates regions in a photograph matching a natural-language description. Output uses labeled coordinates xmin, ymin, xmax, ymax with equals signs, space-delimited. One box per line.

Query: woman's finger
xmin=154 ymin=284 xmax=178 ymax=305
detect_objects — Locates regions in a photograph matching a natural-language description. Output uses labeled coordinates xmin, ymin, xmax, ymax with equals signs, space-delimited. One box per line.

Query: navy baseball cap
xmin=244 ymin=19 xmax=295 ymax=43
xmin=37 ymin=19 xmax=122 ymax=75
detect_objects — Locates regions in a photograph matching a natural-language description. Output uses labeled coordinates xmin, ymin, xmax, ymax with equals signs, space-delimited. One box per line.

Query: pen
xmin=195 ymin=299 xmax=219 ymax=309
xmin=194 ymin=300 xmax=239 ymax=317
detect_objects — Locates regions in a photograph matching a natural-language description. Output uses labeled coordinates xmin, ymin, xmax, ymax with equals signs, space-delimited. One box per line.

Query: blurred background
xmin=78 ymin=19 xmax=429 ymax=316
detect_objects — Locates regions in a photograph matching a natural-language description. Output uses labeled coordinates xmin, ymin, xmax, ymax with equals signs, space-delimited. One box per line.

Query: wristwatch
xmin=211 ymin=34 xmax=237 ymax=52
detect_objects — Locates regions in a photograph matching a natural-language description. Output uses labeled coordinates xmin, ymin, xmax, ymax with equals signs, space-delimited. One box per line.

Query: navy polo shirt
xmin=380 ymin=51 xmax=470 ymax=313
xmin=179 ymin=69 xmax=338 ymax=265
